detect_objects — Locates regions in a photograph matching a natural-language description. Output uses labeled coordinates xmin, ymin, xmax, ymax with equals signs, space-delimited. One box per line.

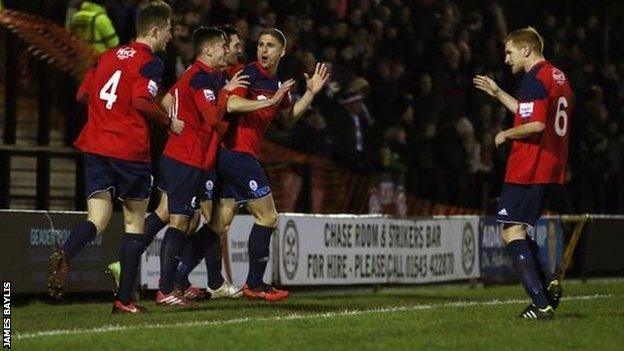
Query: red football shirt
xmin=163 ymin=60 xmax=229 ymax=170
xmin=74 ymin=42 xmax=163 ymax=163
xmin=225 ymin=62 xmax=245 ymax=79
xmin=505 ymin=61 xmax=574 ymax=184
xmin=222 ymin=61 xmax=292 ymax=158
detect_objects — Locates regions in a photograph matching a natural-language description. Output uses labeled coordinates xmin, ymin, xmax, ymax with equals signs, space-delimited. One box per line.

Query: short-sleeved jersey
xmin=505 ymin=61 xmax=573 ymax=184
xmin=222 ymin=61 xmax=292 ymax=158
xmin=225 ymin=62 xmax=245 ymax=79
xmin=162 ymin=60 xmax=228 ymax=170
xmin=74 ymin=42 xmax=163 ymax=163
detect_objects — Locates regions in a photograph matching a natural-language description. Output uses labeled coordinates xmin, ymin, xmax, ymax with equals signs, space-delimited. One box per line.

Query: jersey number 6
xmin=554 ymin=96 xmax=568 ymax=137
xmin=99 ymin=70 xmax=122 ymax=110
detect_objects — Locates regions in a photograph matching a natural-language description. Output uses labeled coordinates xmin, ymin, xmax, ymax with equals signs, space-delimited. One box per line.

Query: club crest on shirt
xmin=205 ymin=180 xmax=214 ymax=191
xmin=519 ymin=102 xmax=534 ymax=118
xmin=147 ymin=80 xmax=158 ymax=97
xmin=203 ymin=89 xmax=216 ymax=102
xmin=552 ymin=68 xmax=566 ymax=85
xmin=116 ymin=47 xmax=136 ymax=60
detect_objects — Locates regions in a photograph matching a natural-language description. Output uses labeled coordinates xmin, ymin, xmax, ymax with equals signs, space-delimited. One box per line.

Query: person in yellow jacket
xmin=69 ymin=0 xmax=119 ymax=53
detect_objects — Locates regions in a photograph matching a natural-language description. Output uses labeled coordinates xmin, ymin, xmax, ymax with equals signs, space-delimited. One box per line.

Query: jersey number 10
xmin=555 ymin=96 xmax=568 ymax=137
xmin=99 ymin=70 xmax=122 ymax=110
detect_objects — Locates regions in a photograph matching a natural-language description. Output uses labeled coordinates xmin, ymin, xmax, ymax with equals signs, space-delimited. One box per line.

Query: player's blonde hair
xmin=505 ymin=27 xmax=544 ymax=54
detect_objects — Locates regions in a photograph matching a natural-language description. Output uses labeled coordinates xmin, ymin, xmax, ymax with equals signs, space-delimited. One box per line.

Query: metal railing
xmin=0 ymin=145 xmax=84 ymax=210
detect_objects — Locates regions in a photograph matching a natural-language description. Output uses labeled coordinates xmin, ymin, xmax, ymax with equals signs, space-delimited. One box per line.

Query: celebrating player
xmin=207 ymin=28 xmax=330 ymax=302
xmin=473 ymin=27 xmax=572 ymax=319
xmin=48 ymin=1 xmax=180 ymax=313
xmin=172 ymin=25 xmax=247 ymax=299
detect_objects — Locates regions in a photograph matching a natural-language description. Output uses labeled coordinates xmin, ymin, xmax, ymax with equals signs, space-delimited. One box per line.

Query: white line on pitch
xmin=14 ymin=294 xmax=612 ymax=340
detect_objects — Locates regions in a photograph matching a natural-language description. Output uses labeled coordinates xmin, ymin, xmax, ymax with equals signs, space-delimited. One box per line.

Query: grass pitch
xmin=12 ymin=279 xmax=624 ymax=350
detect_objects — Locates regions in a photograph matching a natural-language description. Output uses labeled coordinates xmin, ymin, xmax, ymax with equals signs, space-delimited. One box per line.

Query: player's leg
xmin=160 ymin=213 xmax=190 ymax=291
xmin=200 ymin=199 xmax=241 ymax=298
xmin=146 ymin=189 xmax=170 ymax=245
xmin=502 ymin=225 xmax=550 ymax=306
xmin=155 ymin=156 xmax=204 ymax=305
xmin=527 ymin=185 xmax=563 ymax=308
xmin=48 ymin=154 xmax=116 ymax=300
xmin=115 ymin=198 xmax=149 ymax=308
xmin=498 ymin=183 xmax=554 ymax=319
xmin=106 ymin=190 xmax=169 ymax=290
xmin=242 ymin=194 xmax=288 ymax=301
xmin=111 ymin=159 xmax=154 ymax=313
xmin=48 ymin=192 xmax=114 ymax=299
xmin=173 ymin=209 xmax=209 ymax=300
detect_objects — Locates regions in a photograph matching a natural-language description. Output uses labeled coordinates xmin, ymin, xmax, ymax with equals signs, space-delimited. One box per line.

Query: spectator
xmin=69 ymin=0 xmax=119 ymax=53
xmin=330 ymin=90 xmax=374 ymax=174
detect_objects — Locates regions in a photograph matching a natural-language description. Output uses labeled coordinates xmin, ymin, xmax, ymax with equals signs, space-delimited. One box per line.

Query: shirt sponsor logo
xmin=519 ymin=102 xmax=534 ymax=118
xmin=116 ymin=47 xmax=136 ymax=60
xmin=256 ymin=95 xmax=268 ymax=101
xmin=203 ymin=89 xmax=215 ymax=102
xmin=498 ymin=208 xmax=508 ymax=216
xmin=552 ymin=68 xmax=566 ymax=85
xmin=148 ymin=80 xmax=158 ymax=97
xmin=249 ymin=180 xmax=258 ymax=191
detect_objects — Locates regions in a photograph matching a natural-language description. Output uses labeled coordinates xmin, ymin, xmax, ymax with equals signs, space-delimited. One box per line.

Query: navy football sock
xmin=246 ymin=224 xmax=273 ymax=288
xmin=160 ymin=227 xmax=185 ymax=294
xmin=174 ymin=229 xmax=207 ymax=289
xmin=204 ymin=226 xmax=225 ymax=290
xmin=117 ymin=233 xmax=144 ymax=305
xmin=60 ymin=220 xmax=97 ymax=259
xmin=507 ymin=240 xmax=550 ymax=309
xmin=141 ymin=212 xmax=166 ymax=249
xmin=526 ymin=237 xmax=552 ymax=290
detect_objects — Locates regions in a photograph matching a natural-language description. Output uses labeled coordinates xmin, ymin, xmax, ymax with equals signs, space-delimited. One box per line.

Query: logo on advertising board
xmin=282 ymin=220 xmax=299 ymax=280
xmin=462 ymin=222 xmax=476 ymax=275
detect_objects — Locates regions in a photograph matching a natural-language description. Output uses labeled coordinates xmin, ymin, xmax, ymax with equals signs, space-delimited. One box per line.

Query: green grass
xmin=12 ymin=280 xmax=624 ymax=350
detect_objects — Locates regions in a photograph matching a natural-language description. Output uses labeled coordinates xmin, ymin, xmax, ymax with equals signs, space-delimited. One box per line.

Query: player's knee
xmin=122 ymin=214 xmax=145 ymax=233
xmin=169 ymin=215 xmax=190 ymax=233
xmin=257 ymin=211 xmax=278 ymax=228
xmin=154 ymin=207 xmax=169 ymax=223
xmin=186 ymin=214 xmax=200 ymax=235
xmin=501 ymin=224 xmax=526 ymax=244
xmin=89 ymin=219 xmax=108 ymax=234
xmin=210 ymin=221 xmax=229 ymax=237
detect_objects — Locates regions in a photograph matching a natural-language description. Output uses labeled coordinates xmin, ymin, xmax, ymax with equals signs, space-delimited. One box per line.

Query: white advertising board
xmin=277 ymin=215 xmax=479 ymax=285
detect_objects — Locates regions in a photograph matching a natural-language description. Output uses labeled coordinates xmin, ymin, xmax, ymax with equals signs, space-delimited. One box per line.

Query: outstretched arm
xmin=473 ymin=75 xmax=518 ymax=113
xmin=282 ymin=62 xmax=330 ymax=123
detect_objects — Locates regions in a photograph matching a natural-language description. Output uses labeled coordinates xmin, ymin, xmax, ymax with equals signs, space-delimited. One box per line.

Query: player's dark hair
xmin=258 ymin=28 xmax=287 ymax=48
xmin=219 ymin=25 xmax=239 ymax=38
xmin=193 ymin=26 xmax=226 ymax=58
xmin=505 ymin=27 xmax=544 ymax=54
xmin=136 ymin=1 xmax=172 ymax=37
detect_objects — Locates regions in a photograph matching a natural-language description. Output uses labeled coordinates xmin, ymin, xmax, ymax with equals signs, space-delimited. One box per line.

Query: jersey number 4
xmin=99 ymin=70 xmax=122 ymax=110
xmin=555 ymin=96 xmax=568 ymax=137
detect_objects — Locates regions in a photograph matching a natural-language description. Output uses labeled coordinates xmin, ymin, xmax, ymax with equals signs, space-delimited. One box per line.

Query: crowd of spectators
xmin=7 ymin=0 xmax=624 ymax=214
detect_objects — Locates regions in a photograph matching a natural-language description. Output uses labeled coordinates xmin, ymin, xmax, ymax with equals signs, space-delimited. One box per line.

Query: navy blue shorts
xmin=159 ymin=155 xmax=216 ymax=217
xmin=84 ymin=153 xmax=152 ymax=201
xmin=216 ymin=148 xmax=271 ymax=203
xmin=497 ymin=183 xmax=551 ymax=228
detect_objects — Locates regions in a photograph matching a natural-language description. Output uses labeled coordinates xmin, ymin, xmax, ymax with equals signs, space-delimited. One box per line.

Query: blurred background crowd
xmin=4 ymin=0 xmax=624 ymax=214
